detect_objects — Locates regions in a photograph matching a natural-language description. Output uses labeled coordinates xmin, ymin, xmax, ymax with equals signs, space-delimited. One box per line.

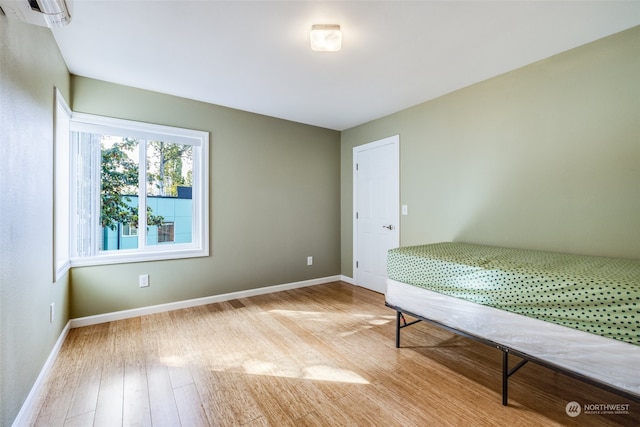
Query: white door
xmin=353 ymin=135 xmax=399 ymax=294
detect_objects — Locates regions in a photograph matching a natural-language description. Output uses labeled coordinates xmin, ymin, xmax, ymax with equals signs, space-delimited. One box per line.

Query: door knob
xmin=382 ymin=225 xmax=394 ymax=230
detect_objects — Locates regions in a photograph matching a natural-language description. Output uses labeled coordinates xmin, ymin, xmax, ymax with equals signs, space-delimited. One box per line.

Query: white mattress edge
xmin=385 ymin=278 xmax=640 ymax=395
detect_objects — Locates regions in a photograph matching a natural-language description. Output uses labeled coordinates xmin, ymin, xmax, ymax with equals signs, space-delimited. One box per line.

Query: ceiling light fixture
xmin=310 ymin=24 xmax=342 ymax=52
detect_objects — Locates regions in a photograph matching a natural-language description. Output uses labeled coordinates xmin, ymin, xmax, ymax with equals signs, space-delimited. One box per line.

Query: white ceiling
xmin=52 ymin=1 xmax=640 ymax=131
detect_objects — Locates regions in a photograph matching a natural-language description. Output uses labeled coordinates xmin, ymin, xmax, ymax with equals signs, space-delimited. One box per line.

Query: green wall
xmin=69 ymin=77 xmax=341 ymax=318
xmin=0 ymin=17 xmax=71 ymax=427
xmin=341 ymin=26 xmax=640 ymax=278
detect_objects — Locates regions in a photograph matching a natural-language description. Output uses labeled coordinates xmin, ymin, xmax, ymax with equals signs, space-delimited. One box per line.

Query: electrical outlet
xmin=49 ymin=303 xmax=55 ymax=323
xmin=307 ymin=256 xmax=313 ymax=266
xmin=139 ymin=274 xmax=150 ymax=288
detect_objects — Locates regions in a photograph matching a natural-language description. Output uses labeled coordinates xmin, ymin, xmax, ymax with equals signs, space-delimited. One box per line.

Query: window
xmin=122 ymin=223 xmax=138 ymax=237
xmin=158 ymin=222 xmax=175 ymax=243
xmin=69 ymin=113 xmax=208 ymax=266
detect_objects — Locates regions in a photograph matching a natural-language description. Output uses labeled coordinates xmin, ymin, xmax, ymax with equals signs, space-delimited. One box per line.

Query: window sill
xmin=70 ymin=246 xmax=209 ymax=267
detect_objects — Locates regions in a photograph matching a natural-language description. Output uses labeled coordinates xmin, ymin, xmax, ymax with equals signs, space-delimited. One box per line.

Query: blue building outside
xmin=103 ymin=186 xmax=192 ymax=250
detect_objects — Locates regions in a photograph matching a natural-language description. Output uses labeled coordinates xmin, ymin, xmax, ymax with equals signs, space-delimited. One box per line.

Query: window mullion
xmin=70 ymin=132 xmax=81 ymax=258
xmin=138 ymin=140 xmax=148 ymax=250
xmin=191 ymin=145 xmax=200 ymax=246
xmin=92 ymin=135 xmax=101 ymax=255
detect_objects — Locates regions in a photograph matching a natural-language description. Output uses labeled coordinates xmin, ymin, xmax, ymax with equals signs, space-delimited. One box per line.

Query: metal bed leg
xmin=502 ymin=351 xmax=509 ymax=406
xmin=396 ymin=311 xmax=401 ymax=348
xmin=502 ymin=349 xmax=529 ymax=406
xmin=394 ymin=311 xmax=422 ymax=349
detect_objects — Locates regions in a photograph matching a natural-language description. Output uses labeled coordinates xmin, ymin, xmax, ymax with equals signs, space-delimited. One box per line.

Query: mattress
xmin=387 ymin=242 xmax=640 ymax=346
xmin=386 ymin=278 xmax=640 ymax=396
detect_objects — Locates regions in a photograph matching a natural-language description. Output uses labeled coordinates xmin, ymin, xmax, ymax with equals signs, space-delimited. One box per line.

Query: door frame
xmin=352 ymin=134 xmax=400 ymax=288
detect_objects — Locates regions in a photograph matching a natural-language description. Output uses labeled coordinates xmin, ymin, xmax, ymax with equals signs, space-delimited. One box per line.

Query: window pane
xmin=100 ymin=136 xmax=140 ymax=251
xmin=158 ymin=222 xmax=175 ymax=243
xmin=74 ymin=132 xmax=101 ymax=257
xmin=146 ymin=141 xmax=193 ymax=246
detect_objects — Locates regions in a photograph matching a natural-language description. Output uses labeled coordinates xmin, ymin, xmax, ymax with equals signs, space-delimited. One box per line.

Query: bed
xmin=384 ymin=242 xmax=640 ymax=405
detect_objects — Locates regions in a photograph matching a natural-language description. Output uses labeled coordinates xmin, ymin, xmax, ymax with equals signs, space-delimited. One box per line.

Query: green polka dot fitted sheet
xmin=387 ymin=242 xmax=640 ymax=346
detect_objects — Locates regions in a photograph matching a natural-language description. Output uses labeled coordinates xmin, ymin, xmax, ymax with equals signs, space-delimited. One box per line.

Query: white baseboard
xmin=70 ymin=275 xmax=343 ymax=328
xmin=12 ymin=321 xmax=71 ymax=427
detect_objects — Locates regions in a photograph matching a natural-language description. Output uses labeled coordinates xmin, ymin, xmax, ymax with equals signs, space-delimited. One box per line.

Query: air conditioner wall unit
xmin=0 ymin=0 xmax=71 ymax=28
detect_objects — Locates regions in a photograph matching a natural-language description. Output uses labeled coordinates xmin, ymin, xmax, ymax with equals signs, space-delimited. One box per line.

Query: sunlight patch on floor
xmin=269 ymin=309 xmax=394 ymax=324
xmin=160 ymin=354 xmax=191 ymax=367
xmin=242 ymin=359 xmax=300 ymax=378
xmin=303 ymin=364 xmax=369 ymax=384
xmin=267 ymin=309 xmax=331 ymax=322
xmin=242 ymin=359 xmax=369 ymax=384
xmin=269 ymin=309 xmax=395 ymax=339
xmin=161 ymin=353 xmax=370 ymax=384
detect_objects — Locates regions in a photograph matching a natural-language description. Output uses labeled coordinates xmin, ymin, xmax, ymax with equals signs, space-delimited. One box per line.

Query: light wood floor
xmin=28 ymin=282 xmax=638 ymax=426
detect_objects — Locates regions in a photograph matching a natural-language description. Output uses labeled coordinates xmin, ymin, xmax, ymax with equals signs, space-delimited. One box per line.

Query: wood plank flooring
xmin=27 ymin=282 xmax=638 ymax=426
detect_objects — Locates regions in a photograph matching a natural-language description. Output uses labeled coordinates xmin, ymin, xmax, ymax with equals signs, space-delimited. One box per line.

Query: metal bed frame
xmin=386 ymin=302 xmax=640 ymax=406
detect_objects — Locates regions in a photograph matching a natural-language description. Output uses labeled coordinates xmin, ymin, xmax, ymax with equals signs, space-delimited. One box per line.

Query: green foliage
xmin=100 ymin=137 xmax=193 ymax=231
xmin=147 ymin=141 xmax=193 ymax=197
xmin=100 ymin=138 xmax=164 ymax=230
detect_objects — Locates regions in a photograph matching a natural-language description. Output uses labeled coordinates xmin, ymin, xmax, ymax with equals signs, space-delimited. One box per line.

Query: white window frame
xmin=54 ymin=88 xmax=72 ymax=281
xmin=69 ymin=113 xmax=209 ymax=267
